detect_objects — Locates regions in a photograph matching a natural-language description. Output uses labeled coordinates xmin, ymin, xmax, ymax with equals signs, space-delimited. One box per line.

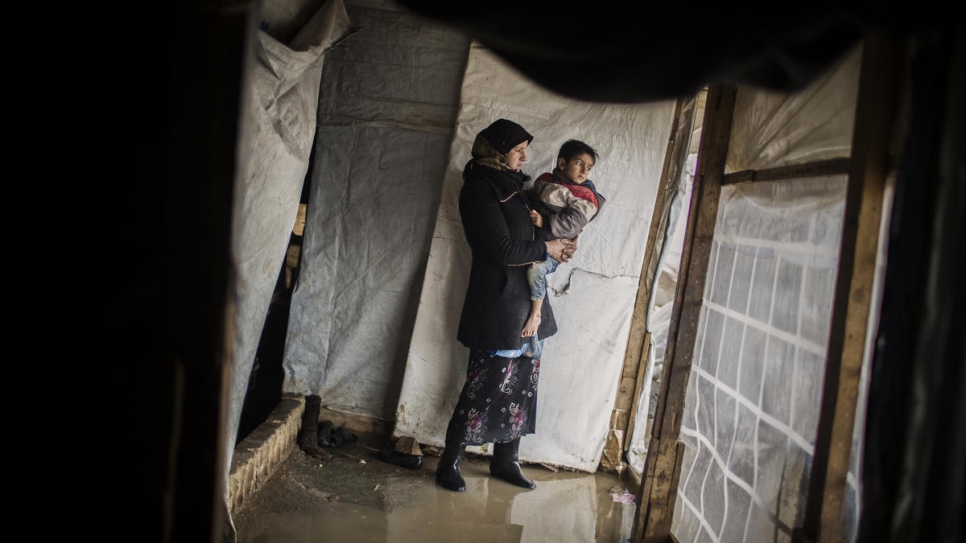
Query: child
xmin=522 ymin=139 xmax=607 ymax=346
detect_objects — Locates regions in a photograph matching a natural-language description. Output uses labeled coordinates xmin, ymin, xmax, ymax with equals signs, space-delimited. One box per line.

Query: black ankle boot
xmin=436 ymin=441 xmax=466 ymax=492
xmin=490 ymin=438 xmax=536 ymax=489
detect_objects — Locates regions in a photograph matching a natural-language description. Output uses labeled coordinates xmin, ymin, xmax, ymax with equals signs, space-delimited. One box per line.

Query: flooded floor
xmin=233 ymin=434 xmax=639 ymax=543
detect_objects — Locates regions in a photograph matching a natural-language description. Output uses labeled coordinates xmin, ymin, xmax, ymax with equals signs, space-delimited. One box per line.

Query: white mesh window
xmin=671 ymin=176 xmax=847 ymax=543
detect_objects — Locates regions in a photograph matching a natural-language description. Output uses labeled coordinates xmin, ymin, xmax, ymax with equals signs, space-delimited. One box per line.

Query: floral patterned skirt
xmin=445 ymin=350 xmax=540 ymax=445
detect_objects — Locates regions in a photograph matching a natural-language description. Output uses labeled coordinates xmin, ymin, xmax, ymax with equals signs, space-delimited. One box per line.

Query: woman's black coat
xmin=456 ymin=160 xmax=557 ymax=351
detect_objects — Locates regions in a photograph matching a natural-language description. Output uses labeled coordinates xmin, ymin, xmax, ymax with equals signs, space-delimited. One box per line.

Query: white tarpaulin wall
xmin=392 ymin=42 xmax=676 ymax=471
xmin=226 ymin=0 xmax=352 ymax=489
xmin=668 ymin=44 xmax=890 ymax=542
xmin=282 ymin=0 xmax=470 ymax=421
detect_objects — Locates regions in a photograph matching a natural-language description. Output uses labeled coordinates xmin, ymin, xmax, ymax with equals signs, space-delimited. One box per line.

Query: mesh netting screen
xmin=671 ymin=176 xmax=851 ymax=542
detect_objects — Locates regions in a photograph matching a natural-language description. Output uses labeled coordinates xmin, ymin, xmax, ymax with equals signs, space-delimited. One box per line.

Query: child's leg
xmin=523 ymin=259 xmax=555 ymax=337
xmin=522 ymin=297 xmax=542 ymax=337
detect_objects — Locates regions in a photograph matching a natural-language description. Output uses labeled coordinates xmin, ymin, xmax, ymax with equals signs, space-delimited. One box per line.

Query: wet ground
xmin=231 ymin=430 xmax=639 ymax=543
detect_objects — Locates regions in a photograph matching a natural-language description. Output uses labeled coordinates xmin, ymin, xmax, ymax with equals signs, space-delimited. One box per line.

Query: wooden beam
xmin=625 ymin=332 xmax=652 ymax=449
xmin=795 ymin=33 xmax=904 ymax=543
xmin=634 ymin=84 xmax=736 ymax=542
xmin=606 ymin=94 xmax=700 ymax=471
xmin=722 ymin=157 xmax=851 ymax=185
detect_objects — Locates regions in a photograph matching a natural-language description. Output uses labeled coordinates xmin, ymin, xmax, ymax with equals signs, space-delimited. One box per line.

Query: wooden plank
xmin=649 ymin=439 xmax=681 ymax=504
xmin=635 ymin=435 xmax=661 ymax=539
xmin=795 ymin=33 xmax=904 ymax=543
xmin=642 ymin=505 xmax=672 ymax=543
xmin=722 ymin=157 xmax=851 ymax=185
xmin=651 ymin=84 xmax=734 ymax=441
xmin=635 ymin=84 xmax=737 ymax=542
xmin=663 ymin=441 xmax=687 ymax=529
xmin=609 ymin=94 xmax=699 ymax=467
xmin=610 ymin=403 xmax=630 ymax=430
xmin=723 ymin=169 xmax=755 ymax=184
xmin=638 ymin=440 xmax=686 ymax=542
xmin=625 ymin=332 xmax=652 ymax=445
xmin=293 ymin=203 xmax=307 ymax=236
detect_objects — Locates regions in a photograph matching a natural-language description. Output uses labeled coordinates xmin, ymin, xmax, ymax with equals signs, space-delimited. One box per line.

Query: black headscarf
xmin=470 ymin=118 xmax=534 ymax=172
xmin=476 ymin=118 xmax=533 ymax=155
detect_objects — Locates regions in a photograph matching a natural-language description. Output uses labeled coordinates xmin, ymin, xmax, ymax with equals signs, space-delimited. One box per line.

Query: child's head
xmin=555 ymin=140 xmax=599 ymax=185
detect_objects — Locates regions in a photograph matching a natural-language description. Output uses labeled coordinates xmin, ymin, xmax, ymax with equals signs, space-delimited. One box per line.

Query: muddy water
xmin=239 ymin=460 xmax=638 ymax=543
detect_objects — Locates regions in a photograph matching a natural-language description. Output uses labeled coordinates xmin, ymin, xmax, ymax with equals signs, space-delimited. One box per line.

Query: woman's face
xmin=506 ymin=140 xmax=529 ymax=171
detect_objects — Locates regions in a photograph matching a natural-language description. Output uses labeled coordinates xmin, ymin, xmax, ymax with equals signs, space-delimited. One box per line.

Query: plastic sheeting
xmin=669 ymin=42 xmax=883 ymax=542
xmin=282 ymin=0 xmax=470 ymax=420
xmin=226 ymin=0 xmax=352 ymax=489
xmin=672 ymin=175 xmax=847 ymax=542
xmin=391 ymin=42 xmax=676 ymax=471
xmin=727 ymin=45 xmax=861 ymax=173
xmin=625 ymin=152 xmax=697 ymax=475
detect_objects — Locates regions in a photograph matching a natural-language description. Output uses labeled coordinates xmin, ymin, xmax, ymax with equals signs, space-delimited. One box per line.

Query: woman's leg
xmin=490 ymin=437 xmax=536 ymax=489
xmin=436 ymin=349 xmax=493 ymax=492
xmin=436 ymin=420 xmax=467 ymax=492
xmin=440 ymin=352 xmax=540 ymax=491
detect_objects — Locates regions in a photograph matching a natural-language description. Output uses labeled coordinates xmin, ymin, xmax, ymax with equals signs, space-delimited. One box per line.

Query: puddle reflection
xmin=240 ymin=464 xmax=636 ymax=543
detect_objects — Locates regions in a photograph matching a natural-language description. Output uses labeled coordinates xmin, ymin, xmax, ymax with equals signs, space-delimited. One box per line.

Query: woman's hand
xmin=546 ymin=238 xmax=577 ymax=263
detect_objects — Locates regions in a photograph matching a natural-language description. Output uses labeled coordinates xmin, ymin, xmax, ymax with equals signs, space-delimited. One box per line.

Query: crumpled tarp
xmin=280 ymin=1 xmax=469 ymax=421
xmin=225 ymin=0 xmax=352 ymax=498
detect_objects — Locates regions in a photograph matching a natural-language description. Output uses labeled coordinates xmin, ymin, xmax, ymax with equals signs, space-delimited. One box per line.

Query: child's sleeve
xmin=532 ymin=182 xmax=597 ymax=238
xmin=548 ymin=207 xmax=590 ymax=239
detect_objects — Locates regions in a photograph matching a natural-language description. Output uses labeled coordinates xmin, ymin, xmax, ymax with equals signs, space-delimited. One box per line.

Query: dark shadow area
xmin=237 ymin=267 xmax=291 ymax=445
xmin=237 ymin=157 xmax=311 ymax=445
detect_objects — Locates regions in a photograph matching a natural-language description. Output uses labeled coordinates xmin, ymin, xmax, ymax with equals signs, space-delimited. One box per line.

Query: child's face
xmin=556 ymin=152 xmax=595 ymax=184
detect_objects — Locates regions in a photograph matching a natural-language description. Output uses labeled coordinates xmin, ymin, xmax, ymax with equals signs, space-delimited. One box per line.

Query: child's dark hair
xmin=558 ymin=139 xmax=599 ymax=163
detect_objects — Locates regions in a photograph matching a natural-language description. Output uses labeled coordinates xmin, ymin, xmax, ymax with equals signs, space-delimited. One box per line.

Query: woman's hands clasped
xmin=529 ymin=209 xmax=576 ymax=262
xmin=546 ymin=237 xmax=577 ymax=263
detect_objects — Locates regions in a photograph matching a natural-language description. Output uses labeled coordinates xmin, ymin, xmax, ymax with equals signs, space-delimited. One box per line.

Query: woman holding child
xmin=435 ymin=118 xmax=576 ymax=493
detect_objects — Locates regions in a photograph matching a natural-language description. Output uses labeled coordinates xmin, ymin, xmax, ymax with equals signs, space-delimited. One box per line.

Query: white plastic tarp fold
xmin=226 ymin=0 xmax=351 ymax=487
xmin=281 ymin=1 xmax=469 ymax=420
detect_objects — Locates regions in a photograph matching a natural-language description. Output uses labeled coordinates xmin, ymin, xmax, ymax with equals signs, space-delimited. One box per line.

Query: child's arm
xmin=532 ymin=181 xmax=596 ymax=239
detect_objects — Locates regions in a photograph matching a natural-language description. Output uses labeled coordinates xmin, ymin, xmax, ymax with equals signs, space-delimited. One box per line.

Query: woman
xmin=436 ymin=118 xmax=576 ymax=493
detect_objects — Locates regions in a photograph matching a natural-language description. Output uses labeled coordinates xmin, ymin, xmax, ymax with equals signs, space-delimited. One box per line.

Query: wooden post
xmin=634 ymin=84 xmax=736 ymax=542
xmin=605 ymin=94 xmax=700 ymax=474
xmin=795 ymin=32 xmax=904 ymax=543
